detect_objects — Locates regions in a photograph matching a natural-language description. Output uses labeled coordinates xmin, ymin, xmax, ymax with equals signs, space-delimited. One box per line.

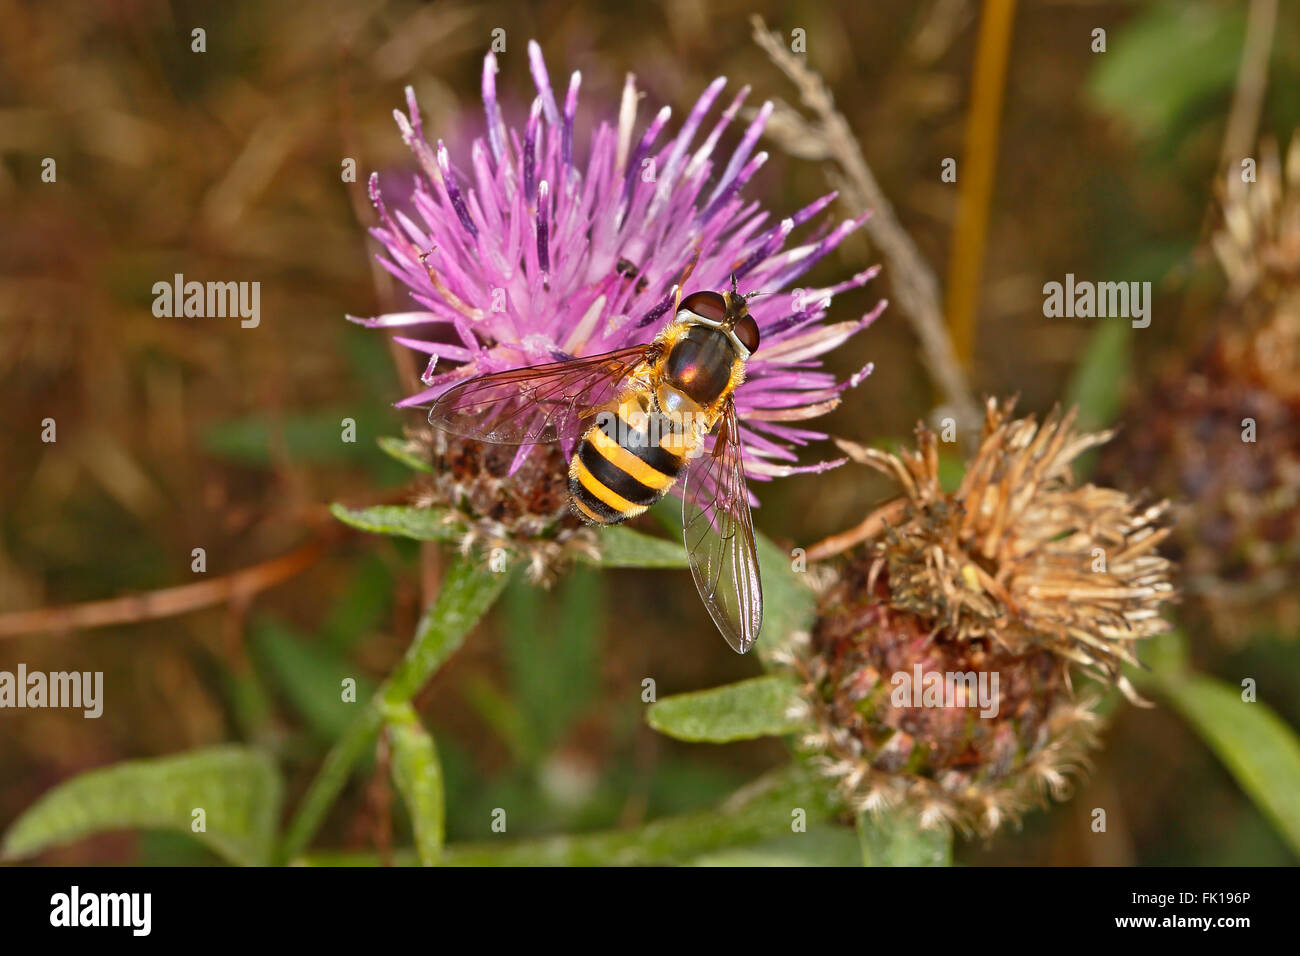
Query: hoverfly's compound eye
xmin=680 ymin=290 xmax=728 ymax=322
xmin=733 ymin=314 xmax=760 ymax=353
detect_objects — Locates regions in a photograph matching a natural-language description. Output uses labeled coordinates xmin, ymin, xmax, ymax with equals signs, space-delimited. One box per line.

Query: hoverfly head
xmin=680 ymin=280 xmax=761 ymax=357
xmin=720 ymin=277 xmax=760 ymax=356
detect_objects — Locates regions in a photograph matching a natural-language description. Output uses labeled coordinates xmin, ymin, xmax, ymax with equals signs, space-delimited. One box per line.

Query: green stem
xmin=293 ymin=765 xmax=837 ymax=866
xmin=385 ymin=702 xmax=446 ymax=866
xmin=280 ymin=554 xmax=509 ymax=861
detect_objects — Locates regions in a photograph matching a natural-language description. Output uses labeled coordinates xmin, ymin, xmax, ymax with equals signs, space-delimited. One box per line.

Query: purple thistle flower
xmin=351 ymin=43 xmax=885 ymax=495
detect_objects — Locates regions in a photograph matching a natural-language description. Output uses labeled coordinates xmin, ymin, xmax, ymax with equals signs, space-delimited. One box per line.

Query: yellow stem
xmin=945 ymin=0 xmax=1018 ymax=368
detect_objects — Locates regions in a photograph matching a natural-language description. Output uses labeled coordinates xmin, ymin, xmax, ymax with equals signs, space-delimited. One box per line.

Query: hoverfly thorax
xmin=666 ymin=284 xmax=760 ymax=407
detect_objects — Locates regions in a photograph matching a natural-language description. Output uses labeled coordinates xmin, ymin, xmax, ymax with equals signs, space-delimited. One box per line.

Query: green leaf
xmin=384 ymin=703 xmax=445 ymax=866
xmin=648 ymin=496 xmax=686 ymax=536
xmin=1086 ymin=2 xmax=1248 ymax=139
xmin=1141 ymin=628 xmax=1192 ymax=677
xmin=3 ymin=746 xmax=282 ymax=866
xmin=590 ymin=525 xmax=689 ymax=568
xmin=281 ymin=553 xmax=510 ymax=860
xmin=1066 ymin=319 xmax=1132 ymax=434
xmin=383 ymin=555 xmax=514 ymax=704
xmin=461 ymin=673 xmax=542 ymax=764
xmin=377 ymin=436 xmax=433 ymax=473
xmin=330 ymin=503 xmax=463 ymax=541
xmin=647 ymin=674 xmax=804 ymax=743
xmin=252 ymin=618 xmax=377 ymax=743
xmin=502 ymin=569 xmax=602 ymax=755
xmin=437 ymin=765 xmax=838 ymax=866
xmin=857 ymin=809 xmax=953 ymax=866
xmin=1150 ymin=672 xmax=1300 ymax=858
xmin=334 ymin=502 xmax=687 ymax=566
xmin=755 ymin=533 xmax=819 ymax=666
xmin=686 ymin=825 xmax=861 ymax=866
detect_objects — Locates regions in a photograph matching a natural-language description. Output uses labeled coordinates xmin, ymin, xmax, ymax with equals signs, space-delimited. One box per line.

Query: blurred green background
xmin=2 ymin=0 xmax=1298 ymax=865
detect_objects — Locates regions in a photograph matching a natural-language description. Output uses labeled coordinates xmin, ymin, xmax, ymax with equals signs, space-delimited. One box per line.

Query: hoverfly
xmin=427 ymin=276 xmax=764 ymax=653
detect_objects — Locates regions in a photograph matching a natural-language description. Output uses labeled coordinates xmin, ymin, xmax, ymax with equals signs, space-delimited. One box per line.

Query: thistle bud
xmin=409 ymin=425 xmax=596 ymax=584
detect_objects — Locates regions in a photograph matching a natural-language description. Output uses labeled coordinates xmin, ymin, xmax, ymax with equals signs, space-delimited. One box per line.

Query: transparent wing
xmin=427 ymin=345 xmax=657 ymax=445
xmin=681 ymin=399 xmax=764 ymax=653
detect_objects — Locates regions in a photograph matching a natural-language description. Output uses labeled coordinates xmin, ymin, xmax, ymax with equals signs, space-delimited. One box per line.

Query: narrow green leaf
xmin=687 ymin=825 xmax=861 ymax=866
xmin=755 ymin=533 xmax=819 ymax=666
xmin=502 ymin=569 xmax=602 ymax=754
xmin=3 ymin=746 xmax=282 ymax=866
xmin=1141 ymin=628 xmax=1192 ymax=677
xmin=293 ymin=770 xmax=837 ymax=868
xmin=461 ymin=673 xmax=542 ymax=764
xmin=384 ymin=703 xmax=445 ymax=866
xmin=857 ymin=809 xmax=953 ymax=866
xmin=330 ymin=503 xmax=463 ymax=541
xmin=377 ymin=436 xmax=433 ymax=473
xmin=296 ymin=768 xmax=839 ymax=867
xmin=647 ymin=674 xmax=804 ymax=743
xmin=383 ymin=556 xmax=513 ymax=704
xmin=590 ymin=525 xmax=689 ymax=567
xmin=1151 ymin=672 xmax=1300 ymax=858
xmin=439 ymin=765 xmax=838 ymax=866
xmin=281 ymin=553 xmax=509 ymax=860
xmin=1065 ymin=319 xmax=1132 ymax=434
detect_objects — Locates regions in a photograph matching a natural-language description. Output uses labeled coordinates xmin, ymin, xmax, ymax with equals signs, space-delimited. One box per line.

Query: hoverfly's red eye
xmin=733 ymin=314 xmax=760 ymax=353
xmin=680 ymin=290 xmax=727 ymax=322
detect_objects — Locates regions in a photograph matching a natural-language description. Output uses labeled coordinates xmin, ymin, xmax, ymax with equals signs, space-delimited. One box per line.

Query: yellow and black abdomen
xmin=568 ymin=397 xmax=685 ymax=525
xmin=568 ymin=322 xmax=743 ymax=526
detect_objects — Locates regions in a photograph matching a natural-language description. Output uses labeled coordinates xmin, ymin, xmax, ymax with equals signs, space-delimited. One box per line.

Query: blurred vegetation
xmin=2 ymin=0 xmax=1299 ymax=865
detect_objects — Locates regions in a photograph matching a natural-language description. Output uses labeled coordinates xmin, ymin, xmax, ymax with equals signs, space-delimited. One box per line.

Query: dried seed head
xmin=1210 ymin=139 xmax=1300 ymax=407
xmin=1214 ymin=137 xmax=1300 ymax=303
xmin=1100 ymin=139 xmax=1300 ymax=642
xmin=835 ymin=399 xmax=1176 ymax=688
xmin=1099 ymin=356 xmax=1300 ymax=644
xmin=788 ymin=399 xmax=1178 ymax=834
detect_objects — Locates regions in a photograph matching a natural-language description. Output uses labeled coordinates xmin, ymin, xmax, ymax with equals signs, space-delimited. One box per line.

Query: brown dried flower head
xmin=785 ymin=567 xmax=1100 ymax=836
xmin=1100 ymin=138 xmax=1300 ymax=642
xmin=782 ymin=399 xmax=1177 ymax=834
xmin=1214 ymin=137 xmax=1300 ymax=304
xmin=833 ymin=399 xmax=1175 ymax=688
xmin=1211 ymin=137 xmax=1300 ymax=405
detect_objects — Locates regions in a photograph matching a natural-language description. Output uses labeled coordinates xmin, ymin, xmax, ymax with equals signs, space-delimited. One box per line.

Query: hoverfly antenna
xmin=729 ymin=272 xmax=739 ymax=295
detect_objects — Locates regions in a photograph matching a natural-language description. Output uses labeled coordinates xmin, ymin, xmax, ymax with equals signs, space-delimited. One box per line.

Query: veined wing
xmin=681 ymin=399 xmax=764 ymax=653
xmin=427 ymin=344 xmax=658 ymax=445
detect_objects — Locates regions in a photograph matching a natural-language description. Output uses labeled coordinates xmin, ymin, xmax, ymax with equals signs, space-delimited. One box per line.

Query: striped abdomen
xmin=568 ymin=396 xmax=687 ymax=525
